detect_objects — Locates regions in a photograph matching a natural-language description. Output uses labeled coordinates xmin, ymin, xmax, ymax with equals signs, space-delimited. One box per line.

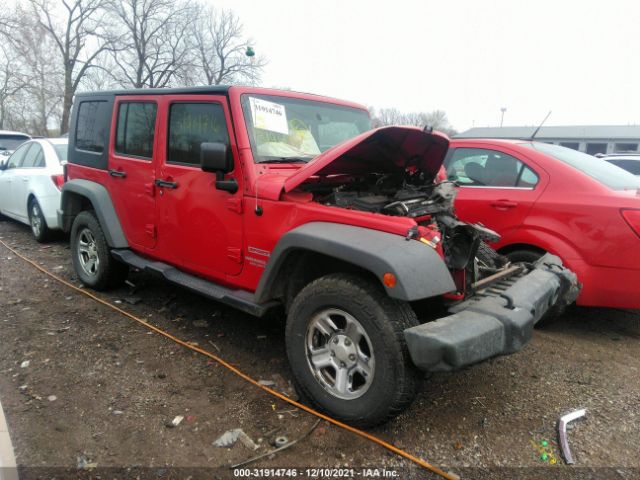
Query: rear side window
xmin=523 ymin=143 xmax=640 ymax=190
xmin=33 ymin=145 xmax=45 ymax=167
xmin=22 ymin=144 xmax=43 ymax=168
xmin=115 ymin=102 xmax=157 ymax=159
xmin=445 ymin=148 xmax=539 ymax=188
xmin=7 ymin=143 xmax=31 ymax=168
xmin=167 ymin=103 xmax=229 ymax=166
xmin=75 ymin=101 xmax=107 ymax=153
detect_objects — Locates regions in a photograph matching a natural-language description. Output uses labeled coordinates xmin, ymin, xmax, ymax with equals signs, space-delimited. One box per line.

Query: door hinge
xmin=145 ymin=224 xmax=156 ymax=239
xmin=226 ymin=197 xmax=243 ymax=214
xmin=227 ymin=247 xmax=242 ymax=263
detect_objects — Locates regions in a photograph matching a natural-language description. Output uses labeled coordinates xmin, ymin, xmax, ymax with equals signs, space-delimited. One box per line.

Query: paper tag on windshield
xmin=250 ymin=97 xmax=289 ymax=135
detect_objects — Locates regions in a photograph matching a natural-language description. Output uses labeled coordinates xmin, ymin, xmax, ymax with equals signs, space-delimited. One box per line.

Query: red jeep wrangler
xmin=60 ymin=86 xmax=579 ymax=426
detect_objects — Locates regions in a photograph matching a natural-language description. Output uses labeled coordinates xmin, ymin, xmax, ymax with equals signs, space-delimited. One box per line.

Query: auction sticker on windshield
xmin=249 ymin=97 xmax=289 ymax=134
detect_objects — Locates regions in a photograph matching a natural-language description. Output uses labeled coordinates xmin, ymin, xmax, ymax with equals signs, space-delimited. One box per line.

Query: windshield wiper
xmin=258 ymin=157 xmax=312 ymax=164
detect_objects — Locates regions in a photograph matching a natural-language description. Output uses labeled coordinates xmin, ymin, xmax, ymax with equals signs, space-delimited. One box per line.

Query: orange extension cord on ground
xmin=0 ymin=239 xmax=459 ymax=480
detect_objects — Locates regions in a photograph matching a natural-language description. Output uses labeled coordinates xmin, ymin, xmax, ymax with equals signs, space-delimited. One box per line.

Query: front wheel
xmin=70 ymin=211 xmax=128 ymax=290
xmin=285 ymin=273 xmax=421 ymax=427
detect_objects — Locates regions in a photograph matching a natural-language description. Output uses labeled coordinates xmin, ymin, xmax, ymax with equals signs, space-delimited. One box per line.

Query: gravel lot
xmin=0 ymin=218 xmax=638 ymax=479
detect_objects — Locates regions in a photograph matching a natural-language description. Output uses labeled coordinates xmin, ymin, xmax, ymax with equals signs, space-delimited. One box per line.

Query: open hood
xmin=284 ymin=126 xmax=450 ymax=192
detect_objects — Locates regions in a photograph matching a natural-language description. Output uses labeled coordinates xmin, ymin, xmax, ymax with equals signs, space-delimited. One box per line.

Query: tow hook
xmin=558 ymin=408 xmax=586 ymax=464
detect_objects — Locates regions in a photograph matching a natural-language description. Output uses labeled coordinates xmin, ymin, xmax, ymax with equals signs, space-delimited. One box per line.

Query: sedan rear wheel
xmin=28 ymin=198 xmax=51 ymax=243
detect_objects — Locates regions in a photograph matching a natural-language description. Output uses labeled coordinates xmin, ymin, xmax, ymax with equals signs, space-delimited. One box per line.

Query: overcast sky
xmin=212 ymin=0 xmax=640 ymax=132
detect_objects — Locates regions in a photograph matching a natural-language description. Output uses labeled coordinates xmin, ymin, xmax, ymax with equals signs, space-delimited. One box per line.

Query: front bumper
xmin=404 ymin=254 xmax=580 ymax=372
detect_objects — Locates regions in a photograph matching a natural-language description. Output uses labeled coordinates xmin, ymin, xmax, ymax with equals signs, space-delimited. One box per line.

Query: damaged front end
xmin=285 ymin=126 xmax=512 ymax=298
xmin=315 ymin=173 xmax=508 ymax=299
xmin=287 ymin=126 xmax=581 ymax=371
xmin=404 ymin=253 xmax=580 ymax=371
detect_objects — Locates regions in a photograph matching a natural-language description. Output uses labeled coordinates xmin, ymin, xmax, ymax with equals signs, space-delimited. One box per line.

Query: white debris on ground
xmin=213 ymin=429 xmax=259 ymax=450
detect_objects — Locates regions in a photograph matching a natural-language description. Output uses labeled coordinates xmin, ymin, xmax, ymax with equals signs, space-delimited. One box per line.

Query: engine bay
xmin=302 ymin=171 xmax=509 ymax=293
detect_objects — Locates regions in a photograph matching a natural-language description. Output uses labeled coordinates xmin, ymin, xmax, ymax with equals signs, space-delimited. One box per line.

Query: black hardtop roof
xmin=75 ymin=85 xmax=232 ymax=98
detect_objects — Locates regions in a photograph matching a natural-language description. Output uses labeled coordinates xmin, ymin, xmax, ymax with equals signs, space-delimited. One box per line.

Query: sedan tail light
xmin=621 ymin=209 xmax=640 ymax=238
xmin=51 ymin=174 xmax=65 ymax=190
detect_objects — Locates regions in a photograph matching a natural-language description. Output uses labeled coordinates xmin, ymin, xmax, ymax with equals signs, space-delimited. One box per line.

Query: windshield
xmin=241 ymin=94 xmax=371 ymax=163
xmin=0 ymin=135 xmax=30 ymax=152
xmin=53 ymin=143 xmax=68 ymax=162
xmin=523 ymin=142 xmax=640 ymax=190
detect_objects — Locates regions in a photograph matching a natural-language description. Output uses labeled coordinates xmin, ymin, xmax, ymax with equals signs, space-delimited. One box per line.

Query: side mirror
xmin=200 ymin=142 xmax=232 ymax=173
xmin=200 ymin=142 xmax=237 ymax=193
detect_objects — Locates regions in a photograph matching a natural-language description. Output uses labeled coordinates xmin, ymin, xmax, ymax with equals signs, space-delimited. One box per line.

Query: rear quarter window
xmin=69 ymin=96 xmax=113 ymax=170
xmin=76 ymin=101 xmax=107 ymax=153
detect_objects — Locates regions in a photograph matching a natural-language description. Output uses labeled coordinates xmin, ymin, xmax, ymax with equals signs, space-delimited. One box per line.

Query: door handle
xmin=108 ymin=169 xmax=127 ymax=178
xmin=22 ymin=177 xmax=28 ymax=182
xmin=490 ymin=200 xmax=518 ymax=209
xmin=155 ymin=179 xmax=178 ymax=189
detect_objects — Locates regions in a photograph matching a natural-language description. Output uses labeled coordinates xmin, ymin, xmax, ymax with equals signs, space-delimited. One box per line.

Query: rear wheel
xmin=28 ymin=198 xmax=51 ymax=243
xmin=70 ymin=211 xmax=128 ymax=290
xmin=285 ymin=273 xmax=421 ymax=427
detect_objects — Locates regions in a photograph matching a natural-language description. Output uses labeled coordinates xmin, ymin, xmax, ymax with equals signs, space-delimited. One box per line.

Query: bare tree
xmin=371 ymin=107 xmax=457 ymax=136
xmin=369 ymin=107 xmax=404 ymax=127
xmin=0 ymin=7 xmax=63 ymax=135
xmin=21 ymin=23 xmax=64 ymax=135
xmin=80 ymin=55 xmax=122 ymax=91
xmin=27 ymin=0 xmax=111 ymax=134
xmin=108 ymin=0 xmax=195 ymax=88
xmin=0 ymin=45 xmax=28 ymax=130
xmin=190 ymin=5 xmax=265 ymax=86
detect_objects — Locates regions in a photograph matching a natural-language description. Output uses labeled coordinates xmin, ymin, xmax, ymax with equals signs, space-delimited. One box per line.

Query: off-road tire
xmin=28 ymin=197 xmax=51 ymax=243
xmin=285 ymin=273 xmax=422 ymax=427
xmin=70 ymin=210 xmax=128 ymax=290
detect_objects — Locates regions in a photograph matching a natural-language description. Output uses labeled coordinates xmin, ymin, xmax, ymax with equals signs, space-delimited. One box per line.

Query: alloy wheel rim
xmin=305 ymin=308 xmax=375 ymax=400
xmin=30 ymin=203 xmax=42 ymax=237
xmin=77 ymin=228 xmax=100 ymax=276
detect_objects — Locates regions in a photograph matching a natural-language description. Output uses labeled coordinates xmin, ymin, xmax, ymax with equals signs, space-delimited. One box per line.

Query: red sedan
xmin=444 ymin=139 xmax=640 ymax=309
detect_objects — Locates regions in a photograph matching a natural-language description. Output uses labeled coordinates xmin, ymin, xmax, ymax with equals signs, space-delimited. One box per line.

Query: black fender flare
xmin=254 ymin=222 xmax=456 ymax=303
xmin=60 ymin=179 xmax=128 ymax=248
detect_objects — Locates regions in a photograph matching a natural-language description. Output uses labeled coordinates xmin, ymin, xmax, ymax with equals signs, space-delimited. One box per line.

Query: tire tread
xmin=286 ymin=273 xmax=421 ymax=427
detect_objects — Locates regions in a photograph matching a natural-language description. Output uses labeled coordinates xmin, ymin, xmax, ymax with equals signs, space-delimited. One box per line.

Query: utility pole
xmin=500 ymin=107 xmax=507 ymax=127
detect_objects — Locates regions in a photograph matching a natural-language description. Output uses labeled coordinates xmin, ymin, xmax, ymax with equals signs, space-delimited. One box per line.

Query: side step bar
xmin=111 ymin=249 xmax=277 ymax=317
